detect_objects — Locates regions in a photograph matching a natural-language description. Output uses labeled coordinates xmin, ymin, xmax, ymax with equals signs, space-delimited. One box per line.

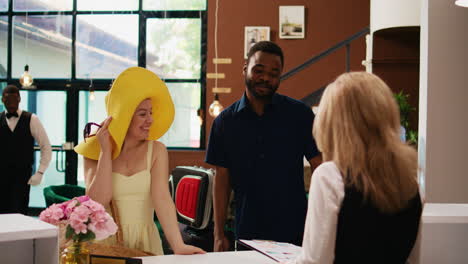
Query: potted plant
xmin=39 ymin=195 xmax=118 ymax=264
xmin=394 ymin=91 xmax=418 ymax=145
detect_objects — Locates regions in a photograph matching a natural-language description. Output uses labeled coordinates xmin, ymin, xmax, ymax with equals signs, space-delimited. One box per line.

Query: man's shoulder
xmin=24 ymin=111 xmax=43 ymax=125
xmin=224 ymin=99 xmax=241 ymax=113
xmin=21 ymin=110 xmax=33 ymax=117
xmin=217 ymin=99 xmax=243 ymax=120
xmin=19 ymin=110 xmax=34 ymax=121
xmin=276 ymin=94 xmax=312 ymax=114
xmin=26 ymin=111 xmax=41 ymax=121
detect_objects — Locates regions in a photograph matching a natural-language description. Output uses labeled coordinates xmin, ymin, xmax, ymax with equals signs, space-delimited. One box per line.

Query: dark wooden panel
xmin=372 ymin=26 xmax=420 ymax=133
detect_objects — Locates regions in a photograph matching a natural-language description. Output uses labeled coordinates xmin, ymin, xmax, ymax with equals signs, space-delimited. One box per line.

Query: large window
xmin=0 ymin=0 xmax=206 ymax=209
xmin=12 ymin=15 xmax=72 ymax=78
xmin=0 ymin=16 xmax=7 ymax=77
xmin=76 ymin=14 xmax=139 ymax=78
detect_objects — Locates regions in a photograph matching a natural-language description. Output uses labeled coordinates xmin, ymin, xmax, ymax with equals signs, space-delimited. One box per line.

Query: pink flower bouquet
xmin=39 ymin=195 xmax=118 ymax=242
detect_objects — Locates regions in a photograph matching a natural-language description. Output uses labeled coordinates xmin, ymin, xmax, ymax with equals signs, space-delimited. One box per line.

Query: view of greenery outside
xmin=147 ymin=18 xmax=201 ymax=79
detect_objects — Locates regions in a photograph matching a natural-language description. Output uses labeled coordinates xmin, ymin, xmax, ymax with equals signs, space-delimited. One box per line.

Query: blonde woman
xmin=289 ymin=72 xmax=422 ymax=264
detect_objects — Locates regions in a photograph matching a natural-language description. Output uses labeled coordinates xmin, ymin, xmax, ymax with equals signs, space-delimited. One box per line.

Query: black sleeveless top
xmin=334 ymin=186 xmax=422 ymax=264
xmin=0 ymin=111 xmax=35 ymax=169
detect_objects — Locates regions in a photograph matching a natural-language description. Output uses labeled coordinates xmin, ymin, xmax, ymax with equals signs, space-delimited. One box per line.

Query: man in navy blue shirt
xmin=206 ymin=41 xmax=321 ymax=251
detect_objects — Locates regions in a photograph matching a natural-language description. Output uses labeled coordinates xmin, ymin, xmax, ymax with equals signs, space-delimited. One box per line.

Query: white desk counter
xmin=139 ymin=250 xmax=277 ymax=264
xmin=0 ymin=213 xmax=57 ymax=241
xmin=418 ymin=203 xmax=468 ymax=264
xmin=0 ymin=214 xmax=58 ymax=264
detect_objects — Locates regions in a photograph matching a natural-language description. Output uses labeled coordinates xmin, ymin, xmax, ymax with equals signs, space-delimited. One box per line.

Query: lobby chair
xmin=43 ymin=184 xmax=86 ymax=207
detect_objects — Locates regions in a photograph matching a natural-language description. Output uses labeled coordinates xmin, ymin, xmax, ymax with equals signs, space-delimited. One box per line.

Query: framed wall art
xmin=244 ymin=26 xmax=270 ymax=58
xmin=279 ymin=6 xmax=305 ymax=39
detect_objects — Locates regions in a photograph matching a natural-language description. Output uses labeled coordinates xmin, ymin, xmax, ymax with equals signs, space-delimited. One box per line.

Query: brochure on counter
xmin=238 ymin=239 xmax=302 ymax=262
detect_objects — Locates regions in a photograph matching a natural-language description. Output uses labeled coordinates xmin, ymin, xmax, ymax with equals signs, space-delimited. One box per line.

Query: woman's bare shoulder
xmin=150 ymin=140 xmax=168 ymax=162
xmin=151 ymin=140 xmax=167 ymax=152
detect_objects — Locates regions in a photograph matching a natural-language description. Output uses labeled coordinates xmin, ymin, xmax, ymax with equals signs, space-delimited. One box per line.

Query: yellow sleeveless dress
xmin=105 ymin=140 xmax=164 ymax=255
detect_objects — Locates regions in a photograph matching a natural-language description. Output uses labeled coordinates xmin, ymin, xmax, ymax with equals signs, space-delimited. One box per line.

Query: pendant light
xmin=208 ymin=0 xmax=224 ymax=117
xmin=19 ymin=64 xmax=33 ymax=88
xmin=20 ymin=9 xmax=34 ymax=89
xmin=89 ymin=79 xmax=95 ymax=101
xmin=209 ymin=93 xmax=224 ymax=117
xmin=197 ymin=108 xmax=204 ymax=125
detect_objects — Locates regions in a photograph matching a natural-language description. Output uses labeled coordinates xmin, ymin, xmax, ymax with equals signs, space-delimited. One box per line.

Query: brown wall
xmin=169 ymin=0 xmax=370 ymax=171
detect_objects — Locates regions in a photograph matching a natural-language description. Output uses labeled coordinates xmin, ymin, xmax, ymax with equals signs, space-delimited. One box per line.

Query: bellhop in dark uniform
xmin=0 ymin=84 xmax=51 ymax=214
xmin=0 ymin=111 xmax=34 ymax=214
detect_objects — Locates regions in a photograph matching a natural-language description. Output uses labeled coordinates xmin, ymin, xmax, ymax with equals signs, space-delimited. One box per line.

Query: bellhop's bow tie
xmin=6 ymin=112 xmax=19 ymax=119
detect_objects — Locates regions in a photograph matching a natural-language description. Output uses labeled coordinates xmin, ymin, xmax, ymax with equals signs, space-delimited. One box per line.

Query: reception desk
xmin=140 ymin=203 xmax=468 ymax=264
xmin=0 ymin=214 xmax=59 ymax=264
xmin=139 ymin=251 xmax=277 ymax=264
xmin=2 ymin=203 xmax=467 ymax=264
xmin=417 ymin=203 xmax=468 ymax=264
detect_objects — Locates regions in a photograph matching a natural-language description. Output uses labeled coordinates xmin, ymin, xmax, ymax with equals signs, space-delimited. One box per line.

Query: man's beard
xmin=245 ymin=78 xmax=279 ymax=100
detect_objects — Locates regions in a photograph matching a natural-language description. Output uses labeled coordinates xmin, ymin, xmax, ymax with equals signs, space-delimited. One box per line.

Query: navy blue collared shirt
xmin=205 ymin=93 xmax=319 ymax=245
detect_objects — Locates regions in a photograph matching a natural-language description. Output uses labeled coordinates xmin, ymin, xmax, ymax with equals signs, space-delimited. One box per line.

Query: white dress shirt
xmin=288 ymin=161 xmax=345 ymax=264
xmin=288 ymin=161 xmax=421 ymax=264
xmin=4 ymin=109 xmax=52 ymax=174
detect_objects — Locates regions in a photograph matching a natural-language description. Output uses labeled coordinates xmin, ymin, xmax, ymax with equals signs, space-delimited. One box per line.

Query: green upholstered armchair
xmin=43 ymin=184 xmax=86 ymax=207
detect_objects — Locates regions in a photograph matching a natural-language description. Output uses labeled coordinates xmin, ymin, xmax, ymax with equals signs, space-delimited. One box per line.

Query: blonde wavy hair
xmin=313 ymin=72 xmax=418 ymax=213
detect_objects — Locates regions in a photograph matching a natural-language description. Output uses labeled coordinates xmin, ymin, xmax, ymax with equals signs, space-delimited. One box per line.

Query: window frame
xmin=0 ymin=1 xmax=207 ymax=150
xmin=0 ymin=0 xmax=207 ymax=213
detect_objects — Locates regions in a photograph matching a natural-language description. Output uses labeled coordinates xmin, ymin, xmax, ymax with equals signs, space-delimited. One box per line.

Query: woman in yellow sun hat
xmin=74 ymin=67 xmax=205 ymax=255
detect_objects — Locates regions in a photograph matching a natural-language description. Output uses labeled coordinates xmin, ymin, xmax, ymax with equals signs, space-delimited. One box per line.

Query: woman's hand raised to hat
xmin=96 ymin=116 xmax=113 ymax=154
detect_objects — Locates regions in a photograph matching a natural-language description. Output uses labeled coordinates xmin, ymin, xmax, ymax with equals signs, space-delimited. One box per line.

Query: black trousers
xmin=0 ymin=165 xmax=32 ymax=214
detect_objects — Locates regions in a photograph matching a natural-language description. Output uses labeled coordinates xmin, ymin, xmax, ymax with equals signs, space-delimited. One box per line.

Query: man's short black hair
xmin=246 ymin=41 xmax=284 ymax=68
xmin=3 ymin=84 xmax=20 ymax=95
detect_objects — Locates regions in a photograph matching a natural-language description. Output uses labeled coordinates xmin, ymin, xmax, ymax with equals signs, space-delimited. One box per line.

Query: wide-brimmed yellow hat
xmin=74 ymin=67 xmax=175 ymax=160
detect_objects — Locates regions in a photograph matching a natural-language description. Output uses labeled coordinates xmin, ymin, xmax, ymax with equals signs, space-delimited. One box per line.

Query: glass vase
xmin=60 ymin=241 xmax=90 ymax=264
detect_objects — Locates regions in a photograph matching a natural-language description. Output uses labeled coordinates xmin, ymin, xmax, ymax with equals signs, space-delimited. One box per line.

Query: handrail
xmin=281 ymin=27 xmax=370 ymax=81
xmin=301 ymin=85 xmax=327 ymax=107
